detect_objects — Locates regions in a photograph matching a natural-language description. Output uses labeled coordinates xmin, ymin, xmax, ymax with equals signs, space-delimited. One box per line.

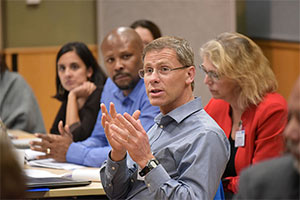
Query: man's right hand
xmin=101 ymin=102 xmax=140 ymax=161
xmin=30 ymin=121 xmax=73 ymax=162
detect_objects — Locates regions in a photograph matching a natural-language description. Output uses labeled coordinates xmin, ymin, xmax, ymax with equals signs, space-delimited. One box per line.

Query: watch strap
xmin=139 ymin=158 xmax=159 ymax=177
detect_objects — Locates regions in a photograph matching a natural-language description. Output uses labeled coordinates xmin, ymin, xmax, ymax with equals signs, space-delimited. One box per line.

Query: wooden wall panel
xmin=4 ymin=45 xmax=98 ymax=132
xmin=255 ymin=40 xmax=300 ymax=100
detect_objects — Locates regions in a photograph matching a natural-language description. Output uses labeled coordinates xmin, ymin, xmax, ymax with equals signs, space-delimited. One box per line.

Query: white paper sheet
xmin=24 ymin=149 xmax=45 ymax=161
xmin=25 ymin=169 xmax=62 ymax=178
xmin=28 ymin=158 xmax=85 ymax=170
xmin=71 ymin=168 xmax=101 ymax=182
xmin=11 ymin=138 xmax=41 ymax=149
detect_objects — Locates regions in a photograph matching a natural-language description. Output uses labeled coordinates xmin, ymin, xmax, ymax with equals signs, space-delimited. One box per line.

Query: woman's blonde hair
xmin=200 ymin=32 xmax=278 ymax=109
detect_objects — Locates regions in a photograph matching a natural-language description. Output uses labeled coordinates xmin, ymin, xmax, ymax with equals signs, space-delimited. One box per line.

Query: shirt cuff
xmin=144 ymin=164 xmax=171 ymax=192
xmin=106 ymin=152 xmax=127 ymax=174
xmin=104 ymin=152 xmax=127 ymax=183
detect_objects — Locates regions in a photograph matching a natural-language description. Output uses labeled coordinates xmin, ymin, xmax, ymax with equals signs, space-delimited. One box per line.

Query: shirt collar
xmin=114 ymin=78 xmax=144 ymax=103
xmin=155 ymin=97 xmax=203 ymax=126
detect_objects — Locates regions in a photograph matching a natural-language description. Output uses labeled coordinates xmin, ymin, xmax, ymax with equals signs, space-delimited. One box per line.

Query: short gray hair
xmin=143 ymin=36 xmax=194 ymax=67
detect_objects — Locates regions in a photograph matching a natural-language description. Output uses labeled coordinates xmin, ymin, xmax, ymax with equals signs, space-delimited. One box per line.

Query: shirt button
xmin=160 ymin=125 xmax=163 ymax=129
xmin=109 ymin=183 xmax=112 ymax=187
xmin=147 ymin=183 xmax=151 ymax=187
xmin=131 ymin=179 xmax=134 ymax=183
xmin=112 ymin=167 xmax=115 ymax=170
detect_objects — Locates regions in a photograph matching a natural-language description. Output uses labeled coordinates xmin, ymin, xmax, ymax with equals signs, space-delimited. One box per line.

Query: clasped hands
xmin=101 ymin=102 xmax=154 ymax=169
xmin=30 ymin=121 xmax=73 ymax=162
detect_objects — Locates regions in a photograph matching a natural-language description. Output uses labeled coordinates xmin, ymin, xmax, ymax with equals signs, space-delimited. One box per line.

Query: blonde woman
xmin=200 ymin=32 xmax=288 ymax=198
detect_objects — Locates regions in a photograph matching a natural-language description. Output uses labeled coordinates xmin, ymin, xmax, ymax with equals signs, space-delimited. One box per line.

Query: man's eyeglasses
xmin=198 ymin=64 xmax=220 ymax=81
xmin=139 ymin=65 xmax=190 ymax=79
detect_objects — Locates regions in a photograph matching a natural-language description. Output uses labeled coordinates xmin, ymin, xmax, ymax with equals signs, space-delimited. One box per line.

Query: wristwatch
xmin=139 ymin=158 xmax=160 ymax=177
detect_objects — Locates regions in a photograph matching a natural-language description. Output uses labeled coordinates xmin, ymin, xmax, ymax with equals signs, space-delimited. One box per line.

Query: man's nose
xmin=114 ymin=59 xmax=124 ymax=71
xmin=148 ymin=69 xmax=160 ymax=83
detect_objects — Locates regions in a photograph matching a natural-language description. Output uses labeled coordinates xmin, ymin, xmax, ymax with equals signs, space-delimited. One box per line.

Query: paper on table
xmin=24 ymin=149 xmax=45 ymax=161
xmin=28 ymin=158 xmax=85 ymax=170
xmin=11 ymin=138 xmax=42 ymax=149
xmin=71 ymin=168 xmax=101 ymax=182
xmin=25 ymin=169 xmax=62 ymax=178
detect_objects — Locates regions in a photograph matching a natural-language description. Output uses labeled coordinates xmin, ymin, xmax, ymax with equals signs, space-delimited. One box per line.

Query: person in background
xmin=201 ymin=32 xmax=288 ymax=198
xmin=30 ymin=27 xmax=159 ymax=167
xmin=235 ymin=76 xmax=300 ymax=200
xmin=130 ymin=19 xmax=162 ymax=46
xmin=0 ymin=53 xmax=46 ymax=133
xmin=50 ymin=42 xmax=107 ymax=142
xmin=0 ymin=119 xmax=26 ymax=199
xmin=100 ymin=36 xmax=230 ymax=199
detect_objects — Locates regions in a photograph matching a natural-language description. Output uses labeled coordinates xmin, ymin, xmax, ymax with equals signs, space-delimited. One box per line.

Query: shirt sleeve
xmin=50 ymin=102 xmax=65 ymax=134
xmin=70 ymin=87 xmax=102 ymax=142
xmin=100 ymin=154 xmax=133 ymax=199
xmin=1 ymin=73 xmax=46 ymax=133
xmin=101 ymin=130 xmax=230 ymax=200
xmin=252 ymin=100 xmax=287 ymax=163
xmin=66 ymin=108 xmax=111 ymax=167
xmin=143 ymin=131 xmax=229 ymax=200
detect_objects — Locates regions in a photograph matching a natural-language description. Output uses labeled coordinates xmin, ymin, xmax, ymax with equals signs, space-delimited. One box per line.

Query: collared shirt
xmin=100 ymin=98 xmax=230 ymax=200
xmin=66 ymin=78 xmax=160 ymax=167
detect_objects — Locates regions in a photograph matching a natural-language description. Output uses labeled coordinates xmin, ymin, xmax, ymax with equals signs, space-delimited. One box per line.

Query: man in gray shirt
xmin=100 ymin=36 xmax=230 ymax=199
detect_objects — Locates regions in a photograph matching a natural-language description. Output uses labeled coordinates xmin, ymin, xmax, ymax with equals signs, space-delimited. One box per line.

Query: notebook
xmin=26 ymin=176 xmax=91 ymax=189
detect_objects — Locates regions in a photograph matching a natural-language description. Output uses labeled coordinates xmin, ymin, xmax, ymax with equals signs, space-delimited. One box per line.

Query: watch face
xmin=148 ymin=159 xmax=159 ymax=169
xmin=139 ymin=158 xmax=160 ymax=177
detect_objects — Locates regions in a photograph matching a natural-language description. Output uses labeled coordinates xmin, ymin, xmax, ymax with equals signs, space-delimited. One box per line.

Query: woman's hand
xmin=69 ymin=81 xmax=96 ymax=109
xmin=71 ymin=81 xmax=96 ymax=98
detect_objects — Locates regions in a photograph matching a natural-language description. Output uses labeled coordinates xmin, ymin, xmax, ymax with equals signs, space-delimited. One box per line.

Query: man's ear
xmin=186 ymin=66 xmax=196 ymax=85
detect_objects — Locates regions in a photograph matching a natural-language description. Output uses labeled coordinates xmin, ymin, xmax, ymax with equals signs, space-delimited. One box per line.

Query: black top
xmin=222 ymin=134 xmax=238 ymax=178
xmin=50 ymin=87 xmax=103 ymax=142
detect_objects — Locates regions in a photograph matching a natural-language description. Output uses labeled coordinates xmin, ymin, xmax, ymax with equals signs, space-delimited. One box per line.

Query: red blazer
xmin=205 ymin=93 xmax=287 ymax=193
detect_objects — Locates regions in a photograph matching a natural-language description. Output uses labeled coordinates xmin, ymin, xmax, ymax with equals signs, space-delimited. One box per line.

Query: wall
xmin=96 ymin=0 xmax=236 ymax=106
xmin=255 ymin=40 xmax=300 ymax=99
xmin=245 ymin=0 xmax=299 ymax=42
xmin=244 ymin=0 xmax=300 ymax=99
xmin=3 ymin=0 xmax=97 ymax=48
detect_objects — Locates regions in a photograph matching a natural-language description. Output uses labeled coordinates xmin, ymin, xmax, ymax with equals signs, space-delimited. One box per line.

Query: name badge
xmin=235 ymin=130 xmax=245 ymax=147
